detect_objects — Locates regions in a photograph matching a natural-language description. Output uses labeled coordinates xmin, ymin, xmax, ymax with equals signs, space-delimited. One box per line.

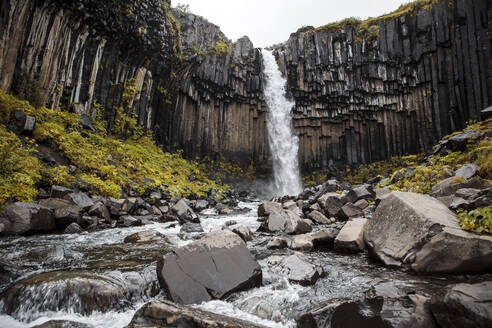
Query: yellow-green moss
xmin=0 ymin=90 xmax=227 ymax=201
xmin=0 ymin=126 xmax=41 ymax=208
xmin=342 ymin=154 xmax=422 ymax=185
xmin=214 ymin=41 xmax=230 ymax=56
xmin=458 ymin=206 xmax=492 ymax=234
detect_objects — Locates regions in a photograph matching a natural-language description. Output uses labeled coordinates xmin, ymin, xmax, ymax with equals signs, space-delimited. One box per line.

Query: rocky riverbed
xmin=0 ymin=177 xmax=491 ymax=327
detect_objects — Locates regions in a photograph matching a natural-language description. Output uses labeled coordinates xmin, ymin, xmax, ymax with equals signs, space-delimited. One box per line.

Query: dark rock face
xmin=274 ymin=0 xmax=492 ymax=169
xmin=156 ymin=230 xmax=262 ymax=304
xmin=430 ymin=282 xmax=492 ymax=328
xmin=126 ymin=300 xmax=267 ymax=328
xmin=0 ymin=202 xmax=55 ymax=235
xmin=1 ymin=0 xmax=490 ymax=170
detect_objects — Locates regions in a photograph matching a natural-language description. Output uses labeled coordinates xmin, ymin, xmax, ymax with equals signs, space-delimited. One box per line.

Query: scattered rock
xmin=50 ymin=185 xmax=74 ymax=199
xmin=32 ymin=320 xmax=92 ymax=328
xmin=430 ymin=282 xmax=492 ymax=328
xmin=0 ymin=202 xmax=55 ymax=235
xmin=157 ymin=230 xmax=262 ymax=304
xmin=317 ymin=192 xmax=344 ymax=217
xmin=121 ymin=216 xmax=142 ymax=227
xmin=289 ymin=229 xmax=338 ymax=251
xmin=365 ymin=191 xmax=492 ymax=273
xmin=352 ymin=185 xmax=375 ymax=200
xmin=266 ymin=254 xmax=322 ymax=286
xmin=354 ymin=199 xmax=369 ymax=210
xmin=64 ymin=193 xmax=94 ymax=210
xmin=88 ymin=202 xmax=110 ymax=219
xmin=267 ymin=237 xmax=288 ymax=249
xmin=455 ymin=164 xmax=479 ymax=179
xmin=54 ymin=205 xmax=82 ymax=228
xmin=171 ymin=199 xmax=199 ymax=223
xmin=126 ymin=300 xmax=266 ymax=328
xmin=307 ymin=210 xmax=330 ymax=224
xmin=337 ymin=203 xmax=363 ymax=220
xmin=258 ymin=202 xmax=282 ymax=217
xmin=124 ymin=230 xmax=169 ymax=244
xmin=180 ymin=222 xmax=204 ymax=233
xmin=431 ymin=176 xmax=490 ymax=197
xmin=230 ymin=225 xmax=253 ymax=242
xmin=263 ymin=210 xmax=312 ymax=234
xmin=334 ymin=218 xmax=368 ymax=253
xmin=63 ymin=222 xmax=83 ymax=234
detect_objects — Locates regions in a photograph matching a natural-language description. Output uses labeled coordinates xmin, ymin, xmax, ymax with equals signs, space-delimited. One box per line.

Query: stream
xmin=0 ymin=201 xmax=479 ymax=327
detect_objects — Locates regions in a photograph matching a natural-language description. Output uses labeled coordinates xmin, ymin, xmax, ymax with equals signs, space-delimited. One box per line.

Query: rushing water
xmin=0 ymin=201 xmax=480 ymax=328
xmin=262 ymin=49 xmax=303 ymax=197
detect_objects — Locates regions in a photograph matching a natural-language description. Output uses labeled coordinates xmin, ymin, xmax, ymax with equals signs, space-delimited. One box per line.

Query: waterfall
xmin=261 ymin=49 xmax=303 ymax=196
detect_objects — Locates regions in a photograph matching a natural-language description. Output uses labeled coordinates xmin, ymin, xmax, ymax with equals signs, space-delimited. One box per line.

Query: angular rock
xmin=230 ymin=225 xmax=253 ymax=242
xmin=263 ymin=209 xmax=312 ymax=234
xmin=0 ymin=202 xmax=55 ymax=235
xmin=352 ymin=185 xmax=375 ymax=200
xmin=50 ymin=185 xmax=74 ymax=199
xmin=266 ymin=254 xmax=322 ymax=286
xmin=267 ymin=237 xmax=288 ymax=249
xmin=317 ymin=192 xmax=344 ymax=217
xmin=289 ymin=229 xmax=338 ymax=251
xmin=171 ymin=199 xmax=199 ymax=223
xmin=447 ymin=130 xmax=483 ymax=151
xmin=180 ymin=222 xmax=204 ymax=233
xmin=431 ymin=176 xmax=490 ymax=197
xmin=430 ymin=282 xmax=492 ymax=328
xmin=455 ymin=164 xmax=479 ymax=179
xmin=354 ymin=199 xmax=369 ymax=210
xmin=88 ymin=202 xmax=110 ymax=219
xmin=334 ymin=218 xmax=368 ymax=253
xmin=63 ymin=222 xmax=83 ymax=234
xmin=54 ymin=205 xmax=82 ymax=228
xmin=124 ymin=230 xmax=169 ymax=244
xmin=157 ymin=230 xmax=262 ymax=304
xmin=337 ymin=203 xmax=363 ymax=220
xmin=257 ymin=202 xmax=282 ymax=217
xmin=307 ymin=210 xmax=330 ymax=224
xmin=121 ymin=215 xmax=142 ymax=227
xmin=64 ymin=193 xmax=94 ymax=210
xmin=365 ymin=191 xmax=492 ymax=273
xmin=126 ymin=300 xmax=266 ymax=328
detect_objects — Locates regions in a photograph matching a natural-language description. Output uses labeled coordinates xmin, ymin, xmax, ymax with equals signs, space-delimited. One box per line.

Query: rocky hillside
xmin=0 ymin=0 xmax=491 ymax=173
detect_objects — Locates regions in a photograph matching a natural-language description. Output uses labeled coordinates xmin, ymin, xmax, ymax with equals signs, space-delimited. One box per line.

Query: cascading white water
xmin=262 ymin=49 xmax=303 ymax=196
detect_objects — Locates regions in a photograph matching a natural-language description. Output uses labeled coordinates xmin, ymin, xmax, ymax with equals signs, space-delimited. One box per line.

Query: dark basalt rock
xmin=126 ymin=300 xmax=267 ymax=328
xmin=0 ymin=202 xmax=55 ymax=235
xmin=156 ymin=230 xmax=262 ymax=304
xmin=430 ymin=282 xmax=492 ymax=328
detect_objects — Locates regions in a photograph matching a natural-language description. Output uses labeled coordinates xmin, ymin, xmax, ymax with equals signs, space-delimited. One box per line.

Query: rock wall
xmin=0 ymin=0 xmax=178 ymax=133
xmin=0 ymin=0 xmax=491 ymax=173
xmin=274 ymin=0 xmax=492 ymax=169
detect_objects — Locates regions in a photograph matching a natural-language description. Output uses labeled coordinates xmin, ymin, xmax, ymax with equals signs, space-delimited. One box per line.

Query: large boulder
xmin=334 ymin=218 xmax=368 ymax=253
xmin=0 ymin=202 xmax=55 ymax=235
xmin=431 ymin=176 xmax=490 ymax=197
xmin=263 ymin=209 xmax=312 ymax=234
xmin=171 ymin=199 xmax=199 ymax=223
xmin=126 ymin=300 xmax=266 ymax=328
xmin=364 ymin=191 xmax=492 ymax=273
xmin=317 ymin=192 xmax=344 ymax=217
xmin=157 ymin=230 xmax=262 ymax=304
xmin=430 ymin=282 xmax=492 ymax=328
xmin=257 ymin=201 xmax=282 ymax=217
xmin=64 ymin=193 xmax=94 ymax=210
xmin=289 ymin=229 xmax=339 ymax=251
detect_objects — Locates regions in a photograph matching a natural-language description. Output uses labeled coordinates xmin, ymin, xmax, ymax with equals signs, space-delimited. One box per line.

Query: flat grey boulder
xmin=430 ymin=282 xmax=492 ymax=328
xmin=431 ymin=176 xmax=490 ymax=197
xmin=0 ymin=202 xmax=55 ymax=235
xmin=289 ymin=229 xmax=339 ymax=251
xmin=317 ymin=192 xmax=344 ymax=217
xmin=157 ymin=230 xmax=262 ymax=304
xmin=64 ymin=193 xmax=94 ymax=210
xmin=364 ymin=191 xmax=492 ymax=273
xmin=455 ymin=164 xmax=479 ymax=179
xmin=263 ymin=209 xmax=312 ymax=234
xmin=126 ymin=300 xmax=267 ymax=328
xmin=334 ymin=218 xmax=368 ymax=253
xmin=307 ymin=210 xmax=330 ymax=224
xmin=265 ymin=253 xmax=322 ymax=286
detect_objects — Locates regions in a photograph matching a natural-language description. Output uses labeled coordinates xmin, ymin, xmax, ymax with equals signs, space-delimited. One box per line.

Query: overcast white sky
xmin=173 ymin=0 xmax=410 ymax=47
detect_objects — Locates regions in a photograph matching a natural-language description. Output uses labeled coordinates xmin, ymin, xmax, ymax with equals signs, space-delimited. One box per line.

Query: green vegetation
xmin=0 ymin=126 xmax=41 ymax=208
xmin=458 ymin=206 xmax=492 ymax=234
xmin=199 ymin=155 xmax=256 ymax=183
xmin=303 ymin=171 xmax=328 ymax=187
xmin=294 ymin=0 xmax=447 ymax=43
xmin=0 ymin=90 xmax=227 ymax=208
xmin=342 ymin=154 xmax=423 ymax=185
xmin=214 ymin=41 xmax=230 ymax=56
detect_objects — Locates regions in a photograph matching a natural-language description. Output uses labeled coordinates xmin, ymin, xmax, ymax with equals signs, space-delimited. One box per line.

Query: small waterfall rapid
xmin=262 ymin=49 xmax=303 ymax=196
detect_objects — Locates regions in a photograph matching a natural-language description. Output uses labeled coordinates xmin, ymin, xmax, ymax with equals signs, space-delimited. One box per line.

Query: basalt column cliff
xmin=275 ymin=0 xmax=492 ymax=169
xmin=0 ymin=0 xmax=491 ymax=171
